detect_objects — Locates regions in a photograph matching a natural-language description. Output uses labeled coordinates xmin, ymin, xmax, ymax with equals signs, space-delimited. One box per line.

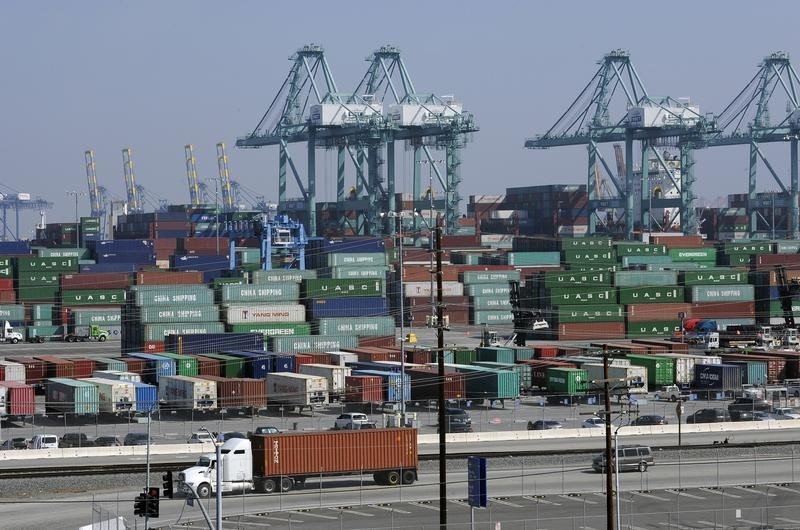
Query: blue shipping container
xmin=324 ymin=238 xmax=385 ymax=254
xmin=79 ymin=263 xmax=138 ymax=273
xmin=220 ymin=350 xmax=270 ymax=378
xmin=89 ymin=240 xmax=155 ymax=251
xmin=132 ymin=382 xmax=158 ymax=412
xmin=308 ymin=297 xmax=388 ymax=318
xmin=351 ymin=369 xmax=411 ymax=402
xmin=0 ymin=242 xmax=31 ymax=254
xmin=122 ymin=353 xmax=176 ymax=384
xmin=265 ymin=353 xmax=295 ymax=373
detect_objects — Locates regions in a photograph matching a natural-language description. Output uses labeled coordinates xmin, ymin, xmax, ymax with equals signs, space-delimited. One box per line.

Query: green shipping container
xmin=445 ymin=363 xmax=520 ymax=399
xmin=133 ymin=286 xmax=213 ymax=306
xmin=776 ymin=241 xmax=800 ymax=254
xmin=314 ymin=316 xmax=394 ymax=336
xmin=618 ymin=286 xmax=684 ymax=304
xmin=613 ymin=271 xmax=677 ymax=287
xmin=767 ymin=299 xmax=800 ymax=316
xmin=475 ymin=346 xmax=515 ymax=364
xmin=139 ymin=306 xmax=219 ymax=324
xmin=330 ymin=266 xmax=388 ymax=279
xmin=614 ymin=244 xmax=667 ymax=256
xmin=212 ymin=277 xmax=245 ymax=288
xmin=34 ymin=248 xmax=91 ymax=259
xmin=679 ymin=269 xmax=748 ymax=285
xmin=551 ymin=304 xmax=624 ymax=323
xmin=545 ymin=367 xmax=588 ymax=394
xmin=718 ymin=254 xmax=752 ymax=266
xmin=473 ymin=361 xmax=531 ymax=389
xmin=562 ymin=249 xmax=616 ymax=263
xmin=471 ymin=297 xmax=512 ymax=310
xmin=471 ymin=311 xmax=514 ymax=325
xmin=62 ymin=289 xmax=127 ymax=306
xmin=327 ymin=252 xmax=387 ymax=267
xmin=625 ymin=320 xmax=681 ymax=337
xmin=152 ymin=352 xmax=198 ymax=377
xmin=621 ymin=255 xmax=673 ymax=267
xmin=18 ymin=273 xmax=60 ymax=286
xmin=32 ymin=304 xmax=54 ymax=321
xmin=46 ymin=378 xmax=99 ymax=414
xmin=269 ymin=334 xmax=359 ymax=353
xmin=461 ymin=270 xmax=521 ymax=284
xmin=199 ymin=353 xmax=245 ymax=378
xmin=626 ymin=354 xmax=674 ymax=386
xmin=0 ymin=257 xmax=12 ymax=268
xmin=723 ymin=242 xmax=773 ymax=255
xmin=509 ymin=346 xmax=534 ymax=362
xmin=567 ymin=265 xmax=619 ymax=273
xmin=668 ymin=248 xmax=716 ymax=262
xmin=0 ymin=265 xmax=12 ymax=278
xmin=94 ymin=357 xmax=128 ymax=372
xmin=16 ymin=257 xmax=78 ymax=272
xmin=71 ymin=309 xmax=122 ymax=325
xmin=228 ymin=323 xmax=311 ymax=337
xmin=221 ymin=283 xmax=300 ymax=303
xmin=466 ymin=284 xmax=512 ymax=297
xmin=506 ymin=252 xmax=560 ymax=266
xmin=0 ymin=304 xmax=25 ymax=321
xmin=548 ymin=287 xmax=617 ymax=305
xmin=687 ymin=285 xmax=755 ymax=302
xmin=541 ymin=271 xmax=612 ymax=287
xmin=17 ymin=285 xmax=59 ymax=301
xmin=27 ymin=325 xmax=65 ymax=340
xmin=302 ymin=279 xmax=384 ymax=298
xmin=250 ymin=269 xmax=317 ymax=284
xmin=451 ymin=348 xmax=476 ymax=365
xmin=560 ymin=237 xmax=613 ymax=249
xmin=142 ymin=322 xmax=225 ymax=342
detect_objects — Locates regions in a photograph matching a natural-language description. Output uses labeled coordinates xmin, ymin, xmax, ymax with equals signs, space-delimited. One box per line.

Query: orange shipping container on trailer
xmin=250 ymin=428 xmax=417 ymax=478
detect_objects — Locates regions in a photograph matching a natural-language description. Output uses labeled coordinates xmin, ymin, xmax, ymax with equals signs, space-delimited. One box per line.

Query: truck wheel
xmin=373 ymin=472 xmax=386 ymax=485
xmin=638 ymin=462 xmax=648 ymax=472
xmin=10 ymin=338 xmax=18 ymax=344
xmin=37 ymin=337 xmax=45 ymax=343
xmin=98 ymin=335 xmax=107 ymax=342
xmin=402 ymin=470 xmax=417 ymax=484
xmin=280 ymin=477 xmax=293 ymax=492
xmin=670 ymin=396 xmax=677 ymax=402
xmin=196 ymin=483 xmax=212 ymax=498
xmin=261 ymin=478 xmax=276 ymax=494
xmin=385 ymin=471 xmax=401 ymax=486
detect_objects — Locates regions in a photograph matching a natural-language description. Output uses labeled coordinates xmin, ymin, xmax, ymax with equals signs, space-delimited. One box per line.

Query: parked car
xmin=93 ymin=436 xmax=121 ymax=447
xmin=592 ymin=445 xmax=654 ymax=473
xmin=728 ymin=397 xmax=772 ymax=413
xmin=123 ymin=433 xmax=155 ymax=446
xmin=187 ymin=432 xmax=215 ymax=444
xmin=334 ymin=413 xmax=374 ymax=430
xmin=60 ymin=433 xmax=94 ymax=448
xmin=582 ymin=417 xmax=605 ymax=428
xmin=630 ymin=415 xmax=668 ymax=426
xmin=772 ymin=407 xmax=800 ymax=420
xmin=221 ymin=432 xmax=247 ymax=441
xmin=29 ymin=434 xmax=59 ymax=449
xmin=439 ymin=408 xmax=472 ymax=433
xmin=528 ymin=420 xmax=563 ymax=430
xmin=752 ymin=411 xmax=772 ymax=421
xmin=686 ymin=408 xmax=731 ymax=424
xmin=729 ymin=410 xmax=755 ymax=422
xmin=253 ymin=426 xmax=280 ymax=435
xmin=0 ymin=438 xmax=28 ymax=450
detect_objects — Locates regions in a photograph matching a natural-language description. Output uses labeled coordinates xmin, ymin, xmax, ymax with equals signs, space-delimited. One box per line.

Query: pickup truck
xmin=654 ymin=385 xmax=690 ymax=402
xmin=333 ymin=413 xmax=376 ymax=430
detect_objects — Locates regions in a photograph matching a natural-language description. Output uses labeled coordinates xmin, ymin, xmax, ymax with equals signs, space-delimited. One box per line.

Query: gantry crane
xmin=184 ymin=144 xmax=202 ymax=207
xmin=0 ymin=185 xmax=52 ymax=241
xmin=216 ymin=143 xmax=236 ymax=212
xmin=707 ymin=51 xmax=800 ymax=238
xmin=84 ymin=149 xmax=109 ymax=238
xmin=525 ymin=50 xmax=716 ymax=238
xmin=122 ymin=148 xmax=143 ymax=213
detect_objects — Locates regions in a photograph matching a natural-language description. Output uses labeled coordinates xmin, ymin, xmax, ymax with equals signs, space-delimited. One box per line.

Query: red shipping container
xmin=556 ymin=346 xmax=583 ymax=356
xmin=532 ymin=344 xmax=559 ymax=359
xmin=119 ymin=357 xmax=146 ymax=374
xmin=0 ymin=381 xmax=36 ymax=415
xmin=689 ymin=302 xmax=755 ymax=319
xmin=196 ymin=356 xmax=221 ymax=377
xmin=343 ymin=375 xmax=384 ymax=403
xmin=441 ymin=235 xmax=481 ymax=248
xmin=181 ymin=237 xmax=228 ymax=251
xmin=651 ymin=235 xmax=704 ymax=248
xmin=406 ymin=350 xmax=433 ymax=365
xmin=0 ymin=279 xmax=14 ymax=291
xmin=402 ymin=265 xmax=457 ymax=282
xmin=358 ymin=336 xmax=396 ymax=348
xmin=5 ymin=356 xmax=46 ymax=386
xmin=136 ymin=271 xmax=203 ymax=285
xmin=0 ymin=291 xmax=16 ymax=303
xmin=61 ymin=272 xmax=132 ymax=290
xmin=627 ymin=303 xmax=693 ymax=323
xmin=196 ymin=375 xmax=267 ymax=409
xmin=35 ymin=355 xmax=74 ymax=378
xmin=298 ymin=352 xmax=332 ymax=366
xmin=453 ymin=265 xmax=516 ymax=273
xmin=293 ymin=354 xmax=314 ymax=372
xmin=555 ymin=322 xmax=625 ymax=341
xmin=406 ymin=368 xmax=465 ymax=400
xmin=154 ymin=237 xmax=179 ymax=250
xmin=144 ymin=341 xmax=166 ymax=353
xmin=631 ymin=339 xmax=689 ymax=354
xmin=590 ymin=341 xmax=649 ymax=355
xmin=754 ymin=254 xmax=800 ymax=267
xmin=69 ymin=358 xmax=96 ymax=378
xmin=718 ymin=353 xmax=785 ymax=383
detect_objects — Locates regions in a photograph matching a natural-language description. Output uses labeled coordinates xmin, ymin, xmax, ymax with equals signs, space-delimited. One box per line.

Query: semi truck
xmin=178 ymin=428 xmax=418 ymax=497
xmin=0 ymin=321 xmax=23 ymax=344
xmin=27 ymin=324 xmax=109 ymax=343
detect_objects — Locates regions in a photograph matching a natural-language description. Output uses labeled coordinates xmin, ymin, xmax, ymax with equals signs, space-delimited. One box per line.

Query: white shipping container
xmin=626 ymin=104 xmax=700 ymax=128
xmin=266 ymin=372 xmax=328 ymax=408
xmin=658 ymin=353 xmax=722 ymax=385
xmin=158 ymin=376 xmax=217 ymax=410
xmin=583 ymin=364 xmax=648 ymax=394
xmin=78 ymin=377 xmax=136 ymax=413
xmin=92 ymin=370 xmax=142 ymax=383
xmin=404 ymin=281 xmax=463 ymax=298
xmin=387 ymin=102 xmax=463 ymax=126
xmin=326 ymin=351 xmax=359 ymax=367
xmin=298 ymin=364 xmax=352 ymax=396
xmin=223 ymin=304 xmax=306 ymax=324
xmin=0 ymin=385 xmax=7 ymax=416
xmin=310 ymin=102 xmax=383 ymax=126
xmin=0 ymin=360 xmax=26 ymax=382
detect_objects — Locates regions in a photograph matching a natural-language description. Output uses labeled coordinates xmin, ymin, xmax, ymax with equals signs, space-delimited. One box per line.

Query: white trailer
xmin=583 ymin=363 xmax=649 ymax=394
xmin=326 ymin=351 xmax=359 ymax=367
xmin=158 ymin=375 xmax=217 ymax=411
xmin=78 ymin=377 xmax=136 ymax=413
xmin=658 ymin=353 xmax=721 ymax=386
xmin=0 ymin=360 xmax=26 ymax=382
xmin=266 ymin=372 xmax=328 ymax=411
xmin=298 ymin=364 xmax=351 ymax=400
xmin=92 ymin=370 xmax=142 ymax=383
xmin=0 ymin=385 xmax=7 ymax=417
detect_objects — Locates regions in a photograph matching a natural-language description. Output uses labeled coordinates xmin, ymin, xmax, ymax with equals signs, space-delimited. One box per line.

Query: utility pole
xmin=66 ymin=191 xmax=84 ymax=248
xmin=435 ymin=221 xmax=447 ymax=528
xmin=603 ymin=351 xmax=615 ymax=530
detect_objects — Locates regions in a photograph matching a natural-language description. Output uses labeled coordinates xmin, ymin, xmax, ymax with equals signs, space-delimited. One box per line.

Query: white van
xmin=29 ymin=434 xmax=59 ymax=449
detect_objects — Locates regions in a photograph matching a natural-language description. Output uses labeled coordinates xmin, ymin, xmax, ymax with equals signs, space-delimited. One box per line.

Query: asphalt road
xmin=4 ymin=448 xmax=800 ymax=529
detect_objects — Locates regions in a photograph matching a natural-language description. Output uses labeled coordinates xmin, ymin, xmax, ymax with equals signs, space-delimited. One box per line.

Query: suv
xmin=630 ymin=415 xmax=668 ymax=426
xmin=439 ymin=408 xmax=472 ymax=433
xmin=334 ymin=413 xmax=375 ymax=430
xmin=593 ymin=445 xmax=654 ymax=473
xmin=124 ymin=433 xmax=155 ymax=446
xmin=687 ymin=408 xmax=731 ymax=424
xmin=528 ymin=420 xmax=563 ymax=430
xmin=728 ymin=397 xmax=772 ymax=413
xmin=94 ymin=436 xmax=121 ymax=447
xmin=187 ymin=432 xmax=215 ymax=444
xmin=60 ymin=433 xmax=94 ymax=448
xmin=29 ymin=434 xmax=59 ymax=449
xmin=253 ymin=426 xmax=280 ymax=435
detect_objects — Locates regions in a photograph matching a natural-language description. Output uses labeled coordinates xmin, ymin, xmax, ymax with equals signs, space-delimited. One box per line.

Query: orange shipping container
xmin=627 ymin=303 xmax=692 ymax=323
xmin=250 ymin=428 xmax=417 ymax=478
xmin=196 ymin=375 xmax=266 ymax=409
xmin=343 ymin=375 xmax=383 ymax=402
xmin=136 ymin=271 xmax=203 ymax=285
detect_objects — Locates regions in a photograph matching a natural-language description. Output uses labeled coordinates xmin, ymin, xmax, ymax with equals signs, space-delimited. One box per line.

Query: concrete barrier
xmin=0 ymin=442 xmax=212 ymax=461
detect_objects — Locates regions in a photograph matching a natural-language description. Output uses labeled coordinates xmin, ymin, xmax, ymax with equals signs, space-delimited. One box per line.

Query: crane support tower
xmin=216 ymin=143 xmax=236 ymax=212
xmin=84 ymin=149 xmax=109 ymax=238
xmin=122 ymin=148 xmax=142 ymax=213
xmin=185 ymin=144 xmax=202 ymax=207
xmin=225 ymin=213 xmax=307 ymax=271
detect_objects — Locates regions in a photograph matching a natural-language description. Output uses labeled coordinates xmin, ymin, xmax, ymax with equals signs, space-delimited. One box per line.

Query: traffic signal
xmin=162 ymin=471 xmax=174 ymax=499
xmin=133 ymin=492 xmax=146 ymax=517
xmin=146 ymin=487 xmax=160 ymax=518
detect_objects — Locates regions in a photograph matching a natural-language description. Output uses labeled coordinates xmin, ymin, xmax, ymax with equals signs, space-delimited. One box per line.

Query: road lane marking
xmin=369 ymin=505 xmax=411 ymax=514
xmin=630 ymin=491 xmax=671 ymax=502
xmin=522 ymin=496 xmax=561 ymax=505
xmin=699 ymin=488 xmax=741 ymax=498
xmin=409 ymin=502 xmax=440 ymax=511
xmin=768 ymin=485 xmax=800 ymax=495
xmin=666 ymin=489 xmax=706 ymax=500
xmin=491 ymin=498 xmax=523 ymax=508
xmin=261 ymin=517 xmax=302 ymax=523
xmin=775 ymin=517 xmax=800 ymax=524
xmin=733 ymin=486 xmax=776 ymax=496
xmin=292 ymin=511 xmax=338 ymax=520
xmin=450 ymin=499 xmax=471 ymax=507
xmin=736 ymin=519 xmax=765 ymax=526
xmin=325 ymin=507 xmax=374 ymax=517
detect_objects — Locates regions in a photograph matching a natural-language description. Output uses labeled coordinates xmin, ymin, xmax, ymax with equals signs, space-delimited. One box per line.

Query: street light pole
xmin=614 ymin=426 xmax=623 ymax=530
xmin=201 ymin=427 xmax=222 ymax=530
xmin=66 ymin=191 xmax=84 ymax=248
xmin=382 ymin=211 xmax=407 ymax=426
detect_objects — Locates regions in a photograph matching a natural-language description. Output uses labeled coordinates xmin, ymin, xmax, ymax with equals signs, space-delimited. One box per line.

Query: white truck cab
xmin=1 ymin=321 xmax=22 ymax=344
xmin=179 ymin=437 xmax=254 ymax=498
xmin=704 ymin=332 xmax=720 ymax=350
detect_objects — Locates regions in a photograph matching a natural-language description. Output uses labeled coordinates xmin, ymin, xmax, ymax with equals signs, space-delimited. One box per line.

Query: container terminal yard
xmin=3 ymin=40 xmax=800 ymax=529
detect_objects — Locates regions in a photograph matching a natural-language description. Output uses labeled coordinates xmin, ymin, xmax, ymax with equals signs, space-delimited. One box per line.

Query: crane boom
xmin=122 ymin=148 xmax=142 ymax=213
xmin=185 ymin=144 xmax=201 ymax=206
xmin=84 ymin=149 xmax=102 ymax=217
xmin=216 ymin=142 xmax=235 ymax=211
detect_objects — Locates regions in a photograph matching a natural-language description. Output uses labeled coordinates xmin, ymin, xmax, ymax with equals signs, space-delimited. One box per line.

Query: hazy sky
xmin=2 ymin=1 xmax=798 ymax=234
